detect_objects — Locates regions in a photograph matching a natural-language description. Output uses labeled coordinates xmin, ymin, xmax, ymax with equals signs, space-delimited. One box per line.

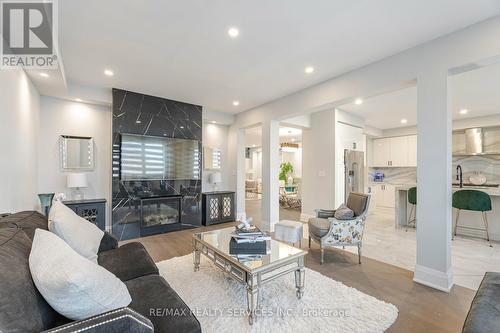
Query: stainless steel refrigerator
xmin=344 ymin=149 xmax=365 ymax=199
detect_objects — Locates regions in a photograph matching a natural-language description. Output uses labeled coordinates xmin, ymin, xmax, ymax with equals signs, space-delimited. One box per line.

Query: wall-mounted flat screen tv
xmin=120 ymin=134 xmax=200 ymax=181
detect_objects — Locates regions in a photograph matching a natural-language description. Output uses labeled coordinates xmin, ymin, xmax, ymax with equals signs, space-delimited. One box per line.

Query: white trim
xmin=413 ymin=264 xmax=454 ymax=293
xmin=300 ymin=213 xmax=314 ymax=222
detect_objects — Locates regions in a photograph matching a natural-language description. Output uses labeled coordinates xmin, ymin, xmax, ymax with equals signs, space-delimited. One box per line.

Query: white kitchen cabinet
xmin=371 ymin=135 xmax=416 ymax=167
xmin=375 ymin=183 xmax=395 ymax=208
xmin=407 ymin=135 xmax=417 ymax=167
xmin=372 ymin=138 xmax=391 ymax=167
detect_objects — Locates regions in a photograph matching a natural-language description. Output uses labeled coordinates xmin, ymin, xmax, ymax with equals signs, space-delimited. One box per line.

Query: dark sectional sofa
xmin=0 ymin=211 xmax=201 ymax=333
xmin=463 ymin=272 xmax=500 ymax=333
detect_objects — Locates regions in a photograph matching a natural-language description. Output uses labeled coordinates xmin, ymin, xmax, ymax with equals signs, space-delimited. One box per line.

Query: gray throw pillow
xmin=334 ymin=204 xmax=354 ymax=220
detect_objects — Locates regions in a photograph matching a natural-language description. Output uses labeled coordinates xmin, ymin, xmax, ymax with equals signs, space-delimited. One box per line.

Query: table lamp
xmin=209 ymin=172 xmax=222 ymax=191
xmin=67 ymin=173 xmax=88 ymax=200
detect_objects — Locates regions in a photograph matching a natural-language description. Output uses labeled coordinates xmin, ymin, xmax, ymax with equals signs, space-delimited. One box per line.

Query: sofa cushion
xmin=0 ymin=226 xmax=58 ymax=332
xmin=48 ymin=201 xmax=104 ymax=263
xmin=463 ymin=272 xmax=500 ymax=333
xmin=29 ymin=229 xmax=132 ymax=321
xmin=125 ymin=274 xmax=201 ymax=333
xmin=0 ymin=210 xmax=48 ymax=240
xmin=98 ymin=242 xmax=159 ymax=282
xmin=308 ymin=217 xmax=331 ymax=237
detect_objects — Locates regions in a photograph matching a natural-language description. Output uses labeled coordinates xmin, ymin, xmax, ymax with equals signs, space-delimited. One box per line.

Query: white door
xmin=372 ymin=138 xmax=391 ymax=167
xmin=390 ymin=136 xmax=409 ymax=167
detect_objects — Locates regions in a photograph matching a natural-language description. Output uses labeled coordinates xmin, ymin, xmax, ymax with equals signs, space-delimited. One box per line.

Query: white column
xmin=261 ymin=120 xmax=280 ymax=231
xmin=414 ymin=69 xmax=453 ymax=292
xmin=235 ymin=128 xmax=246 ymax=221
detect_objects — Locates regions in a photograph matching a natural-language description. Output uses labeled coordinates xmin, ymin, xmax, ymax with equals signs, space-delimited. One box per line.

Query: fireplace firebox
xmin=140 ymin=195 xmax=182 ymax=236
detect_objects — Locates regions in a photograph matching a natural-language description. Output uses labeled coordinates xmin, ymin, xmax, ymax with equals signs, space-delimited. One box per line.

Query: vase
xmin=38 ymin=193 xmax=55 ymax=216
xmin=287 ymin=174 xmax=294 ymax=186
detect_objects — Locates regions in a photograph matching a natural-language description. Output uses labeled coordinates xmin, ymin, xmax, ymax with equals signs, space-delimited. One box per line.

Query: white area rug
xmin=157 ymin=255 xmax=398 ymax=333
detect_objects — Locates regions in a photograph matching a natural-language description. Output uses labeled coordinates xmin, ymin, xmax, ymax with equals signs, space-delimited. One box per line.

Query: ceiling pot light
xmin=460 ymin=109 xmax=469 ymax=115
xmin=104 ymin=69 xmax=114 ymax=76
xmin=74 ymin=98 xmax=82 ymax=102
xmin=401 ymin=119 xmax=408 ymax=124
xmin=252 ymin=144 xmax=256 ymax=148
xmin=304 ymin=66 xmax=314 ymax=74
xmin=39 ymin=73 xmax=49 ymax=78
xmin=355 ymin=98 xmax=363 ymax=105
xmin=233 ymin=101 xmax=239 ymax=106
xmin=211 ymin=121 xmax=217 ymax=124
xmin=227 ymin=27 xmax=239 ymax=38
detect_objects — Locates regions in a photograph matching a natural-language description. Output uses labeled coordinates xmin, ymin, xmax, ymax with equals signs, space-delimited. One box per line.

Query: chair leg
xmin=320 ymin=247 xmax=324 ymax=264
xmin=357 ymin=243 xmax=362 ymax=264
xmin=453 ymin=209 xmax=461 ymax=240
xmin=482 ymin=212 xmax=492 ymax=247
xmin=308 ymin=236 xmax=311 ymax=249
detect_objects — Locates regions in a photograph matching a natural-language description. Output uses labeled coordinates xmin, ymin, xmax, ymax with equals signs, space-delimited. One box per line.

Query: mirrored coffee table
xmin=193 ymin=227 xmax=307 ymax=325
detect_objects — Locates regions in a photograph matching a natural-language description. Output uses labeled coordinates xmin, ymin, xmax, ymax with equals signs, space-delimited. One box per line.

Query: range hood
xmin=453 ymin=126 xmax=500 ymax=156
xmin=465 ymin=128 xmax=484 ymax=155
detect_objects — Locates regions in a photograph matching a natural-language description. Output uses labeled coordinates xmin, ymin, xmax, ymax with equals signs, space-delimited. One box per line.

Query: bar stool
xmin=406 ymin=187 xmax=417 ymax=231
xmin=453 ymin=190 xmax=492 ymax=246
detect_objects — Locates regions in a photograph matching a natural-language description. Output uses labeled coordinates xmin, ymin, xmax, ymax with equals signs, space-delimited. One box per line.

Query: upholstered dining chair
xmin=308 ymin=192 xmax=370 ymax=264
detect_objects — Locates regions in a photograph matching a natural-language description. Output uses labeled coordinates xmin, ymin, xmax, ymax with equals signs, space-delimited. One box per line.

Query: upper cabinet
xmin=371 ymin=135 xmax=417 ymax=167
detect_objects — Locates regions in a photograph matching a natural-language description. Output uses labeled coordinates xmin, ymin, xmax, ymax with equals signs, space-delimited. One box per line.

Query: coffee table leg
xmin=295 ymin=268 xmax=305 ymax=299
xmin=246 ymin=285 xmax=259 ymax=325
xmin=193 ymin=242 xmax=200 ymax=272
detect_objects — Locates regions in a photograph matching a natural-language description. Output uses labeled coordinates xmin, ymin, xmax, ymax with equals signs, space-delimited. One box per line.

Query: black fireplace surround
xmin=112 ymin=88 xmax=202 ymax=240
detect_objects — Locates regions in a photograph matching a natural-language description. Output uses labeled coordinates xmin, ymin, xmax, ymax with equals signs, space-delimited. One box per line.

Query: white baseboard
xmin=300 ymin=213 xmax=314 ymax=222
xmin=413 ymin=264 xmax=453 ymax=292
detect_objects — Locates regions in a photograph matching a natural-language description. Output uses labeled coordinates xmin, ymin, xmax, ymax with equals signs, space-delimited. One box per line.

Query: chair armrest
xmin=327 ymin=217 xmax=366 ymax=244
xmin=315 ymin=209 xmax=336 ymax=218
xmin=43 ymin=308 xmax=153 ymax=333
xmin=98 ymin=231 xmax=119 ymax=253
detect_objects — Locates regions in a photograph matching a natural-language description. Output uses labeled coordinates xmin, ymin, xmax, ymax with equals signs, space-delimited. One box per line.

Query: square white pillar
xmin=414 ymin=69 xmax=453 ymax=292
xmin=235 ymin=128 xmax=246 ymax=221
xmin=261 ymin=120 xmax=280 ymax=231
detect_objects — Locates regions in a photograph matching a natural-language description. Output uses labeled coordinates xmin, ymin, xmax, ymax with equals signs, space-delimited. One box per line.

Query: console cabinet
xmin=202 ymin=191 xmax=235 ymax=226
xmin=63 ymin=198 xmax=106 ymax=231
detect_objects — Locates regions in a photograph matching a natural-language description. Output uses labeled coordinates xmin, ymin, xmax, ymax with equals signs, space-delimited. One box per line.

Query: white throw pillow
xmin=48 ymin=200 xmax=104 ymax=263
xmin=29 ymin=229 xmax=131 ymax=321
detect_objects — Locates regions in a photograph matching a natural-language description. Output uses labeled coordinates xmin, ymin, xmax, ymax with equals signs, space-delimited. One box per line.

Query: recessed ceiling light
xmin=355 ymin=98 xmax=363 ymax=105
xmin=233 ymin=101 xmax=240 ymax=106
xmin=291 ymin=138 xmax=296 ymax=142
xmin=252 ymin=144 xmax=256 ymax=148
xmin=304 ymin=66 xmax=314 ymax=74
xmin=459 ymin=109 xmax=468 ymax=115
xmin=401 ymin=119 xmax=408 ymax=124
xmin=39 ymin=73 xmax=49 ymax=78
xmin=104 ymin=69 xmax=114 ymax=76
xmin=211 ymin=121 xmax=217 ymax=124
xmin=227 ymin=27 xmax=239 ymax=38
xmin=74 ymin=98 xmax=82 ymax=102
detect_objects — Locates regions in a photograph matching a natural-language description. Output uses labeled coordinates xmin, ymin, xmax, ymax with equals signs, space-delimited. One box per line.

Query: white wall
xmin=202 ymin=123 xmax=230 ymax=191
xmin=301 ymin=109 xmax=335 ymax=219
xmin=0 ymin=69 xmax=40 ymax=213
xmin=281 ymin=149 xmax=302 ymax=178
xmin=37 ymin=96 xmax=112 ymax=225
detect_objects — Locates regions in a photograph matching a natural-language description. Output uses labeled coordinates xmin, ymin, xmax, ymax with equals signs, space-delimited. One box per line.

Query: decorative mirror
xmin=203 ymin=146 xmax=221 ymax=170
xmin=60 ymin=135 xmax=95 ymax=170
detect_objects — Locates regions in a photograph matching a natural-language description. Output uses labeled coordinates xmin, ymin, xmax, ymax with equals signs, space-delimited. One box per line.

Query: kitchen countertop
xmin=395 ymin=184 xmax=500 ymax=196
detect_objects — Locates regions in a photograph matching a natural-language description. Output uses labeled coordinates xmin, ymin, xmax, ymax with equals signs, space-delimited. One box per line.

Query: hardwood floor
xmin=127 ymin=202 xmax=475 ymax=333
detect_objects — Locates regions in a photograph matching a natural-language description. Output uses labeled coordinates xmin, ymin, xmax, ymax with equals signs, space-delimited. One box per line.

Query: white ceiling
xmin=339 ymin=61 xmax=500 ymax=130
xmin=40 ymin=0 xmax=500 ymax=113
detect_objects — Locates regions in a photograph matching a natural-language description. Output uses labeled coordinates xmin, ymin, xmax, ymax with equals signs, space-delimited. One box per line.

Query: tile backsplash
xmin=368 ymin=167 xmax=417 ymax=184
xmin=453 ymin=155 xmax=500 ymax=184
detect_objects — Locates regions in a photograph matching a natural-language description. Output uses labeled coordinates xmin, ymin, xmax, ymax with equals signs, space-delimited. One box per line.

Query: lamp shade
xmin=67 ymin=173 xmax=88 ymax=188
xmin=209 ymin=172 xmax=222 ymax=184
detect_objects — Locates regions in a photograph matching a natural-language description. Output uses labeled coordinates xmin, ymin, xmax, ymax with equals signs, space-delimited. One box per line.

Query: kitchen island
xmin=395 ymin=185 xmax=500 ymax=241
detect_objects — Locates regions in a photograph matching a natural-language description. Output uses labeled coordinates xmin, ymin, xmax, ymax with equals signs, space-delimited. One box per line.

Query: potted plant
xmin=279 ymin=162 xmax=294 ymax=186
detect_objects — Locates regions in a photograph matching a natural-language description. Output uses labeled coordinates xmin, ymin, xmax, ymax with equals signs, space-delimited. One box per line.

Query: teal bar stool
xmin=406 ymin=187 xmax=417 ymax=231
xmin=453 ymin=190 xmax=492 ymax=246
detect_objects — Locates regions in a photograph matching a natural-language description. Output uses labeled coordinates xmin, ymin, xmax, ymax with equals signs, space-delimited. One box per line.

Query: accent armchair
xmin=308 ymin=192 xmax=370 ymax=264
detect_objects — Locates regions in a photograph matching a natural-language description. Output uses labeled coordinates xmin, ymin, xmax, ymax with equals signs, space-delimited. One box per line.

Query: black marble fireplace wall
xmin=111 ymin=88 xmax=202 ymax=240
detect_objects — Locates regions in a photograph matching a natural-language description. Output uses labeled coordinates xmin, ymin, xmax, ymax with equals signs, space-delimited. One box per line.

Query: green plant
xmin=279 ymin=162 xmax=294 ymax=181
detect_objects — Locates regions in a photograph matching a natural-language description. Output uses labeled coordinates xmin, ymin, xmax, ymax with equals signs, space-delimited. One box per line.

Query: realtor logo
xmin=1 ymin=0 xmax=58 ymax=69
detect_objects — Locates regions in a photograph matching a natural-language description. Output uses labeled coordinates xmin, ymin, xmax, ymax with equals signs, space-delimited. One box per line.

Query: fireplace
xmin=140 ymin=195 xmax=182 ymax=236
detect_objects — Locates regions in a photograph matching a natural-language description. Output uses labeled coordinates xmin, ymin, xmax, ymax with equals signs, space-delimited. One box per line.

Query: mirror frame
xmin=59 ymin=135 xmax=95 ymax=171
